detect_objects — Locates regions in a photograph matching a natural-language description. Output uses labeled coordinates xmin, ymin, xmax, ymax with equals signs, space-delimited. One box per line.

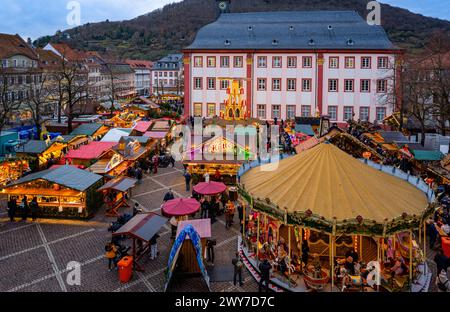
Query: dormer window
xmin=248 ymin=26 xmax=253 ymax=31
xmin=272 ymin=39 xmax=279 ymax=46
xmin=328 ymin=25 xmax=333 ymax=30
xmin=289 ymin=25 xmax=294 ymax=31
xmin=347 ymin=38 xmax=354 ymax=46
xmin=224 ymin=39 xmax=231 ymax=46
xmin=308 ymin=39 xmax=315 ymax=46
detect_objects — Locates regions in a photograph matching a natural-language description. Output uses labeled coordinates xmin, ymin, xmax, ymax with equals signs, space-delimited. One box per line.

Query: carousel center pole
xmin=256 ymin=212 xmax=260 ymax=268
xmin=409 ymin=229 xmax=413 ymax=290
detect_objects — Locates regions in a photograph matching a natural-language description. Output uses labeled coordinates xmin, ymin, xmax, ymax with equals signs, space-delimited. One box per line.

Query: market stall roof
xmin=6 ymin=165 xmax=102 ymax=191
xmin=143 ymin=131 xmax=167 ymax=139
xmin=394 ymin=142 xmax=429 ymax=151
xmin=97 ymin=176 xmax=137 ymax=192
xmin=112 ymin=213 xmax=168 ymax=241
xmin=100 ymin=128 xmax=132 ymax=142
xmin=151 ymin=120 xmax=172 ymax=131
xmin=294 ymin=124 xmax=315 ymax=136
xmin=162 ymin=198 xmax=201 ymax=217
xmin=193 ymin=181 xmax=227 ymax=195
xmin=18 ymin=140 xmax=58 ymax=154
xmin=412 ymin=150 xmax=444 ymax=161
xmin=379 ymin=131 xmax=408 ymax=144
xmin=133 ymin=121 xmax=153 ymax=133
xmin=70 ymin=123 xmax=104 ymax=136
xmin=241 ymin=143 xmax=428 ymax=224
xmin=176 ymin=219 xmax=211 ymax=239
xmin=122 ymin=136 xmax=150 ymax=145
xmin=65 ymin=142 xmax=116 ymax=160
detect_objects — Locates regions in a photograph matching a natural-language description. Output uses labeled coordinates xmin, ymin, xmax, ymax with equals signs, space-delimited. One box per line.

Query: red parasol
xmin=162 ymin=198 xmax=200 ymax=217
xmin=193 ymin=181 xmax=227 ymax=195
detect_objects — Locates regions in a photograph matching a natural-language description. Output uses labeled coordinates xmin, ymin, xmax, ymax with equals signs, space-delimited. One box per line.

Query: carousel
xmin=238 ymin=142 xmax=435 ymax=292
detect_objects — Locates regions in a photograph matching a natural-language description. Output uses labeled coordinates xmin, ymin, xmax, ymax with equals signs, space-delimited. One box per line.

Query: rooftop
xmin=0 ymin=33 xmax=38 ymax=60
xmin=186 ymin=11 xmax=398 ymax=51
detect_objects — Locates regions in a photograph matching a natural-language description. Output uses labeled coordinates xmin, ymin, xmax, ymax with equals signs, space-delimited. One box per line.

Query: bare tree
xmin=0 ymin=65 xmax=22 ymax=134
xmin=102 ymin=63 xmax=119 ymax=117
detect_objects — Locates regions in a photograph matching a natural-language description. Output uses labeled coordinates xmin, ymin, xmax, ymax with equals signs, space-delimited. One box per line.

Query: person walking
xmin=135 ymin=167 xmax=143 ymax=184
xmin=105 ymin=242 xmax=118 ymax=271
xmin=20 ymin=196 xmax=29 ymax=221
xmin=258 ymin=258 xmax=272 ymax=292
xmin=7 ymin=196 xmax=17 ymax=222
xmin=184 ymin=171 xmax=192 ymax=192
xmin=206 ymin=238 xmax=216 ymax=265
xmin=232 ymin=252 xmax=244 ymax=286
xmin=163 ymin=188 xmax=175 ymax=202
xmin=237 ymin=201 xmax=244 ymax=232
xmin=201 ymin=198 xmax=209 ymax=219
xmin=169 ymin=155 xmax=175 ymax=168
xmin=30 ymin=197 xmax=39 ymax=222
xmin=152 ymin=154 xmax=159 ymax=174
xmin=150 ymin=234 xmax=160 ymax=260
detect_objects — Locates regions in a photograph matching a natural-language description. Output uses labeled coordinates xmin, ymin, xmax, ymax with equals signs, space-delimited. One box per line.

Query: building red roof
xmin=0 ymin=33 xmax=38 ymax=60
xmin=49 ymin=43 xmax=86 ymax=62
xmin=125 ymin=59 xmax=153 ymax=69
xmin=65 ymin=142 xmax=116 ymax=160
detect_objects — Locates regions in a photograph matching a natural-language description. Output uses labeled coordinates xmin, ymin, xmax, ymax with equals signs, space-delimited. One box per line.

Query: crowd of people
xmin=7 ymin=195 xmax=40 ymax=222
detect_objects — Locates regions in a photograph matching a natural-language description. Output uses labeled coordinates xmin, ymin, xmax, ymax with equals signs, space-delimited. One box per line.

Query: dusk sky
xmin=0 ymin=0 xmax=448 ymax=41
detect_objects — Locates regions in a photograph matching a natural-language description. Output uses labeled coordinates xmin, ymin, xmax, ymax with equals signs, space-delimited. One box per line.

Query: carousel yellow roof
xmin=241 ymin=143 xmax=428 ymax=223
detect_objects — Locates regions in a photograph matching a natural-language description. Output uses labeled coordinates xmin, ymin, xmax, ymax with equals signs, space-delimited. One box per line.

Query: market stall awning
xmin=144 ymin=131 xmax=167 ymax=139
xmin=241 ymin=143 xmax=428 ymax=224
xmin=97 ymin=177 xmax=137 ymax=192
xmin=176 ymin=219 xmax=211 ymax=239
xmin=134 ymin=121 xmax=154 ymax=133
xmin=193 ymin=181 xmax=227 ymax=195
xmin=112 ymin=213 xmax=168 ymax=241
xmin=294 ymin=124 xmax=315 ymax=136
xmin=100 ymin=128 xmax=132 ymax=142
xmin=412 ymin=150 xmax=444 ymax=161
xmin=162 ymin=198 xmax=200 ymax=217
xmin=70 ymin=123 xmax=104 ymax=136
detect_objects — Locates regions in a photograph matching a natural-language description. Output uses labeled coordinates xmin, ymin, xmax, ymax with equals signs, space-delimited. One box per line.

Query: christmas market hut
xmin=239 ymin=142 xmax=435 ymax=292
xmin=65 ymin=141 xmax=116 ymax=167
xmin=1 ymin=165 xmax=103 ymax=219
xmin=16 ymin=140 xmax=66 ymax=171
xmin=0 ymin=158 xmax=30 ymax=186
xmin=69 ymin=123 xmax=109 ymax=140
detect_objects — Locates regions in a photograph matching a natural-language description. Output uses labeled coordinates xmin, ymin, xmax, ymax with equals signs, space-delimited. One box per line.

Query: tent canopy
xmin=177 ymin=219 xmax=211 ymax=239
xmin=97 ymin=177 xmax=137 ymax=192
xmin=113 ymin=213 xmax=168 ymax=241
xmin=162 ymin=198 xmax=200 ymax=217
xmin=241 ymin=143 xmax=428 ymax=223
xmin=295 ymin=124 xmax=315 ymax=136
xmin=412 ymin=150 xmax=443 ymax=161
xmin=193 ymin=181 xmax=227 ymax=195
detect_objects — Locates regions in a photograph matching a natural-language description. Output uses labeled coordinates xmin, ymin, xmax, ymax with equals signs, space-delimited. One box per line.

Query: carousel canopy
xmin=193 ymin=181 xmax=227 ymax=196
xmin=241 ymin=143 xmax=429 ymax=224
xmin=162 ymin=198 xmax=200 ymax=217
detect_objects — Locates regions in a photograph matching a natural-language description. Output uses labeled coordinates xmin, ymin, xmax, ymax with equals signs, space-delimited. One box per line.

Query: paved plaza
xmin=0 ymin=163 xmax=258 ymax=292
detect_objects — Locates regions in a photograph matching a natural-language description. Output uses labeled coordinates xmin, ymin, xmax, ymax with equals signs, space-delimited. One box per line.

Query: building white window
xmin=286 ymin=105 xmax=296 ymax=119
xmin=272 ymin=56 xmax=282 ymax=68
xmin=360 ymin=79 xmax=370 ymax=92
xmin=272 ymin=105 xmax=281 ymax=119
xmin=194 ymin=77 xmax=202 ymax=89
xmin=207 ymin=56 xmax=216 ymax=67
xmin=207 ymin=103 xmax=215 ymax=117
xmin=378 ymin=57 xmax=389 ymax=69
xmin=220 ymin=56 xmax=229 ymax=68
xmin=301 ymin=105 xmax=311 ymax=117
xmin=272 ymin=78 xmax=281 ymax=91
xmin=234 ymin=56 xmax=243 ymax=68
xmin=220 ymin=80 xmax=229 ymax=90
xmin=169 ymin=72 xmax=173 ymax=77
xmin=257 ymin=105 xmax=266 ymax=119
xmin=328 ymin=79 xmax=338 ymax=92
xmin=194 ymin=103 xmax=202 ymax=117
xmin=13 ymin=59 xmax=17 ymax=67
xmin=164 ymin=72 xmax=168 ymax=77
xmin=329 ymin=57 xmax=339 ymax=68
xmin=159 ymin=72 xmax=163 ymax=77
xmin=257 ymin=56 xmax=267 ymax=68
xmin=361 ymin=57 xmax=371 ymax=69
xmin=194 ymin=56 xmax=203 ymax=67
xmin=2 ymin=59 xmax=7 ymax=68
xmin=207 ymin=78 xmax=216 ymax=90
xmin=287 ymin=56 xmax=297 ymax=68
xmin=345 ymin=57 xmax=355 ymax=69
xmin=22 ymin=60 xmax=26 ymax=67
xmin=302 ymin=79 xmax=311 ymax=92
xmin=344 ymin=106 xmax=354 ymax=121
xmin=257 ymin=78 xmax=267 ymax=91
xmin=377 ymin=79 xmax=387 ymax=92
xmin=287 ymin=79 xmax=296 ymax=91
xmin=344 ymin=79 xmax=354 ymax=92
xmin=359 ymin=107 xmax=370 ymax=121
xmin=302 ymin=56 xmax=312 ymax=68
xmin=376 ymin=107 xmax=386 ymax=121
xmin=328 ymin=106 xmax=337 ymax=121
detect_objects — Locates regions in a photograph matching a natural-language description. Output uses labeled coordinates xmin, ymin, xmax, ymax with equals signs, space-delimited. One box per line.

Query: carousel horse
xmin=303 ymin=254 xmax=329 ymax=290
xmin=436 ymin=270 xmax=450 ymax=292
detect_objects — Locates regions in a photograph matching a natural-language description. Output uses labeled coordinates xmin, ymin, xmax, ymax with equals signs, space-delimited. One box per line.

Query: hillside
xmin=34 ymin=0 xmax=450 ymax=60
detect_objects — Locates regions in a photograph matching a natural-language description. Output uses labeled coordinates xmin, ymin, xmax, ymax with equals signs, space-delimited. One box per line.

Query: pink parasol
xmin=193 ymin=181 xmax=227 ymax=195
xmin=162 ymin=198 xmax=200 ymax=217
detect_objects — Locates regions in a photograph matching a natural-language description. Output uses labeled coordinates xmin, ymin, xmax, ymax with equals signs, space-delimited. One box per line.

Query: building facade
xmin=151 ymin=54 xmax=184 ymax=96
xmin=126 ymin=60 xmax=153 ymax=96
xmin=183 ymin=11 xmax=402 ymax=124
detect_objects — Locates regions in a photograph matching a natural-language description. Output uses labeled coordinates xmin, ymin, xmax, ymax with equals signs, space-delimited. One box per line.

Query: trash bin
xmin=118 ymin=256 xmax=133 ymax=283
xmin=442 ymin=237 xmax=450 ymax=258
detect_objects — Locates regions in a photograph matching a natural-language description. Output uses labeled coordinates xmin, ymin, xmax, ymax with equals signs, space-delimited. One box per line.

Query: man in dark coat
xmin=30 ymin=197 xmax=39 ymax=221
xmin=21 ymin=196 xmax=29 ymax=221
xmin=232 ymin=252 xmax=244 ymax=286
xmin=7 ymin=197 xmax=17 ymax=222
xmin=434 ymin=249 xmax=450 ymax=275
xmin=258 ymin=258 xmax=272 ymax=292
xmin=163 ymin=189 xmax=175 ymax=202
xmin=184 ymin=171 xmax=191 ymax=192
xmin=237 ymin=202 xmax=244 ymax=232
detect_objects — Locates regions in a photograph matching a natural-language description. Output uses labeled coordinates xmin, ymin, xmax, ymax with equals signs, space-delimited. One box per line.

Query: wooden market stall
xmin=97 ymin=176 xmax=137 ymax=217
xmin=1 ymin=165 xmax=103 ymax=219
xmin=0 ymin=158 xmax=30 ymax=186
xmin=88 ymin=149 xmax=128 ymax=177
xmin=52 ymin=135 xmax=89 ymax=151
xmin=239 ymin=143 xmax=435 ymax=292
xmin=69 ymin=123 xmax=110 ymax=140
xmin=65 ymin=141 xmax=116 ymax=167
xmin=16 ymin=140 xmax=66 ymax=171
